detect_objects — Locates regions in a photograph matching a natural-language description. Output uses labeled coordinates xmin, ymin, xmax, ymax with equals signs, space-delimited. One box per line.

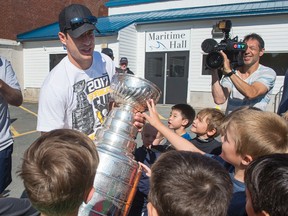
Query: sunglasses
xmin=65 ymin=16 xmax=97 ymax=31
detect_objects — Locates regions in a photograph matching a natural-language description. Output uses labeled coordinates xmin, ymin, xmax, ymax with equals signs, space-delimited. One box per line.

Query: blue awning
xmin=17 ymin=0 xmax=288 ymax=42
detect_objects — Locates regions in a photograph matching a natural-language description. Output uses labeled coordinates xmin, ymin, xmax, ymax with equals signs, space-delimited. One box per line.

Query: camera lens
xmin=206 ymin=52 xmax=223 ymax=69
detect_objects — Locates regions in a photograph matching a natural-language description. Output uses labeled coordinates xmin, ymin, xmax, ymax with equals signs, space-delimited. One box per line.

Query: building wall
xmin=22 ymin=13 xmax=288 ymax=111
xmin=0 ymin=0 xmax=108 ymax=40
xmin=118 ymin=24 xmax=138 ymax=74
xmin=135 ymin=14 xmax=288 ymax=110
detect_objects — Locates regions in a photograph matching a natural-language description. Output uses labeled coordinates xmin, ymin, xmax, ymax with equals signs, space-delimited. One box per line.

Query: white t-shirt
xmin=221 ymin=64 xmax=276 ymax=114
xmin=37 ymin=51 xmax=115 ymax=138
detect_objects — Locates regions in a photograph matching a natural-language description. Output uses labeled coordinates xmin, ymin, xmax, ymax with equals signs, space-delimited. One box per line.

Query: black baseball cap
xmin=102 ymin=48 xmax=114 ymax=58
xmin=120 ymin=57 xmax=128 ymax=64
xmin=59 ymin=4 xmax=97 ymax=38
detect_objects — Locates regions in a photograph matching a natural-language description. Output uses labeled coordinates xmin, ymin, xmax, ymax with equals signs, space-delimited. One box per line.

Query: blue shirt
xmin=206 ymin=154 xmax=246 ymax=216
xmin=128 ymin=146 xmax=162 ymax=216
xmin=181 ymin=132 xmax=192 ymax=140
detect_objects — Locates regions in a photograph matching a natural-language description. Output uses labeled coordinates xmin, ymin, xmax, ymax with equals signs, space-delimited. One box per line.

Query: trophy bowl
xmin=79 ymin=74 xmax=162 ymax=216
xmin=110 ymin=74 xmax=161 ymax=112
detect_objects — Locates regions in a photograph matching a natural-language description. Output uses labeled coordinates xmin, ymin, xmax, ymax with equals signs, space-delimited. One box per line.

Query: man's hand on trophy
xmin=133 ymin=112 xmax=146 ymax=132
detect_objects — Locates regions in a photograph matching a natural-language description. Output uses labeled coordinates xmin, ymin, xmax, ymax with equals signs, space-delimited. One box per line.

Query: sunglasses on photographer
xmin=65 ymin=16 xmax=97 ymax=31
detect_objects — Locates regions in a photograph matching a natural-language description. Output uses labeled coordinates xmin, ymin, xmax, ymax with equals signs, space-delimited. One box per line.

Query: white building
xmin=17 ymin=0 xmax=288 ymax=111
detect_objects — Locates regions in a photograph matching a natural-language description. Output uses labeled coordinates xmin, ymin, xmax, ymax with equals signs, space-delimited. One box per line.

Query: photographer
xmin=211 ymin=33 xmax=276 ymax=114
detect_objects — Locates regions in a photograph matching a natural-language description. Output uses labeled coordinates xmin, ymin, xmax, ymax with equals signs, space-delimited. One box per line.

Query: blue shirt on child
xmin=207 ymin=154 xmax=246 ymax=216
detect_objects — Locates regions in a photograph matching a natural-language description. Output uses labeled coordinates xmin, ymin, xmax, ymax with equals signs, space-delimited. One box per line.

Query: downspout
xmin=0 ymin=39 xmax=21 ymax=46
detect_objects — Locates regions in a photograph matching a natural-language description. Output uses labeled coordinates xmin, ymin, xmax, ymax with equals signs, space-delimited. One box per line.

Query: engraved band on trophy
xmin=79 ymin=73 xmax=161 ymax=216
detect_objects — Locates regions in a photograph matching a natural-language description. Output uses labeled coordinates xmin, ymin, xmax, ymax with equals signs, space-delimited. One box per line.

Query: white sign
xmin=146 ymin=30 xmax=190 ymax=52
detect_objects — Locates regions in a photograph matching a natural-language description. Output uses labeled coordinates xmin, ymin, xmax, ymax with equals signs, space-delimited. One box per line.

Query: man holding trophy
xmin=36 ymin=3 xmax=160 ymax=216
xmin=37 ymin=4 xmax=145 ymax=136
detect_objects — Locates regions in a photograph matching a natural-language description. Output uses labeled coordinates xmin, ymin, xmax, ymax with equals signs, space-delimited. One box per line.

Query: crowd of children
xmin=142 ymin=100 xmax=288 ymax=216
xmin=1 ymin=101 xmax=287 ymax=216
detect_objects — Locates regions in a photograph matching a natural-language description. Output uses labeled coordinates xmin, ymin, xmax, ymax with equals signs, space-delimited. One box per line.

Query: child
xmin=18 ymin=129 xmax=99 ymax=216
xmin=143 ymin=100 xmax=288 ymax=216
xmin=154 ymin=107 xmax=224 ymax=155
xmin=153 ymin=104 xmax=195 ymax=150
xmin=190 ymin=108 xmax=224 ymax=155
xmin=244 ymin=153 xmax=288 ymax=216
xmin=128 ymin=123 xmax=161 ymax=216
xmin=147 ymin=150 xmax=233 ymax=216
xmin=167 ymin=104 xmax=195 ymax=140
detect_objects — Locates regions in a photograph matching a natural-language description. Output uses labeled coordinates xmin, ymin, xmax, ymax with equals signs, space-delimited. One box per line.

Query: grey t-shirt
xmin=0 ymin=57 xmax=21 ymax=151
xmin=221 ymin=64 xmax=276 ymax=114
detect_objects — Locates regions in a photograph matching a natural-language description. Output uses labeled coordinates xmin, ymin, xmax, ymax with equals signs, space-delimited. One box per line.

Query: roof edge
xmin=105 ymin=0 xmax=164 ymax=7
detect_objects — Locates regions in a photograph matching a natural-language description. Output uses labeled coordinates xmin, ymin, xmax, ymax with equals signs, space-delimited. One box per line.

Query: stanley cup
xmin=79 ymin=74 xmax=161 ymax=216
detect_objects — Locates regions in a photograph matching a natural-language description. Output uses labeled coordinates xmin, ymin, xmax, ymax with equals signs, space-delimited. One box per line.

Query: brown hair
xmin=244 ymin=33 xmax=265 ymax=49
xmin=149 ymin=151 xmax=233 ymax=216
xmin=196 ymin=108 xmax=225 ymax=137
xmin=18 ymin=129 xmax=99 ymax=216
xmin=221 ymin=107 xmax=288 ymax=158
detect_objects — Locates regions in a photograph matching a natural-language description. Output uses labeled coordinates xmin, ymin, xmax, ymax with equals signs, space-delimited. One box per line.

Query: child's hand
xmin=155 ymin=131 xmax=164 ymax=140
xmin=142 ymin=99 xmax=162 ymax=127
xmin=152 ymin=131 xmax=164 ymax=146
xmin=138 ymin=162 xmax=151 ymax=177
xmin=282 ymin=111 xmax=288 ymax=121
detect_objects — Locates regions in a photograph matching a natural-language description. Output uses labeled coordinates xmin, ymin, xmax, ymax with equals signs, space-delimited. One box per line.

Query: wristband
xmin=225 ymin=69 xmax=236 ymax=77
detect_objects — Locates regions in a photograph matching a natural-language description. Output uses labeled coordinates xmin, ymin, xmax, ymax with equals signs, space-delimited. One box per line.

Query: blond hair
xmin=221 ymin=108 xmax=288 ymax=158
xmin=197 ymin=108 xmax=225 ymax=137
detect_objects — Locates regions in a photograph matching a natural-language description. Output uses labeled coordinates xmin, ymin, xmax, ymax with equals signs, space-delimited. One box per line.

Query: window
xmin=50 ymin=54 xmax=67 ymax=71
xmin=169 ymin=56 xmax=186 ymax=77
xmin=260 ymin=53 xmax=288 ymax=76
xmin=202 ymin=54 xmax=210 ymax=75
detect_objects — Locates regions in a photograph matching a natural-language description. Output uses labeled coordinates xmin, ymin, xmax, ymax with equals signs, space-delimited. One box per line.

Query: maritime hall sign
xmin=146 ymin=30 xmax=190 ymax=52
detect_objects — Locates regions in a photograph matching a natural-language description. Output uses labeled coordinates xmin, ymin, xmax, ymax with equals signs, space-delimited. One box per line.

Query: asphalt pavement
xmin=7 ymin=102 xmax=195 ymax=198
xmin=6 ymin=102 xmax=40 ymax=198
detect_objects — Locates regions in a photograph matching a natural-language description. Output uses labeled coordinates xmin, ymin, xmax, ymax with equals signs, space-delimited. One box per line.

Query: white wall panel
xmin=118 ymin=24 xmax=138 ymax=74
xmin=23 ymin=41 xmax=64 ymax=88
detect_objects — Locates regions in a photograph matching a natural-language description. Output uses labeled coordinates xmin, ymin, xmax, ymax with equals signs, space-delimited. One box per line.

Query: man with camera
xmin=211 ymin=33 xmax=276 ymax=114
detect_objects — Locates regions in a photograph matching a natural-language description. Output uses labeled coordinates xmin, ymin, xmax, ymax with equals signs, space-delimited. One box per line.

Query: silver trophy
xmin=79 ymin=74 xmax=161 ymax=216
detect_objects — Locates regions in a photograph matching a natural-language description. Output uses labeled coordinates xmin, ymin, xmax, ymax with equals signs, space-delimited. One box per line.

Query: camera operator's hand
xmin=210 ymin=51 xmax=231 ymax=105
xmin=219 ymin=51 xmax=232 ymax=75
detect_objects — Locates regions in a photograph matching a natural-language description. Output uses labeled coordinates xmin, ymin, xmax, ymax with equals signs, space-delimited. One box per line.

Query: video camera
xmin=201 ymin=20 xmax=247 ymax=70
